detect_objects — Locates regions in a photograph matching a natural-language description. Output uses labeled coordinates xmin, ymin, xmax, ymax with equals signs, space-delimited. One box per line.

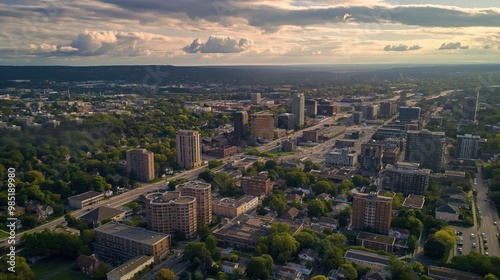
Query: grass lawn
xmin=0 ymin=230 xmax=9 ymax=239
xmin=31 ymin=259 xmax=74 ymax=280
xmin=46 ymin=268 xmax=88 ymax=280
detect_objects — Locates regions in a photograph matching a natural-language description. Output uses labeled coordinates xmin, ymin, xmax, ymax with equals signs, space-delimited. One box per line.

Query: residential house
xmin=319 ymin=217 xmax=339 ymax=231
xmin=3 ymin=205 xmax=25 ymax=216
xmin=298 ymin=248 xmax=320 ymax=264
xmin=389 ymin=228 xmax=411 ymax=240
xmin=282 ymin=207 xmax=300 ymax=221
xmin=286 ymin=262 xmax=313 ymax=276
xmin=364 ymin=271 xmax=391 ymax=280
xmin=316 ymin=193 xmax=332 ymax=201
xmin=277 ymin=266 xmax=303 ymax=280
xmin=435 ymin=203 xmax=460 ymax=222
xmin=80 ymin=206 xmax=126 ymax=226
xmin=76 ymin=254 xmax=101 ymax=276
xmin=334 ymin=194 xmax=349 ymax=204
xmin=221 ymin=261 xmax=239 ymax=275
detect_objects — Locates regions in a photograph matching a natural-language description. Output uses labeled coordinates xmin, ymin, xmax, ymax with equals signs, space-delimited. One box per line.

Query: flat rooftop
xmin=357 ymin=231 xmax=395 ymax=245
xmin=402 ymin=195 xmax=425 ymax=209
xmin=107 ymin=255 xmax=154 ymax=278
xmin=95 ymin=222 xmax=169 ymax=246
xmin=428 ymin=265 xmax=483 ymax=280
xmin=344 ymin=249 xmax=390 ymax=266
xmin=68 ymin=191 xmax=103 ymax=202
xmin=177 ymin=180 xmax=211 ymax=189
xmin=146 ymin=192 xmax=196 ymax=204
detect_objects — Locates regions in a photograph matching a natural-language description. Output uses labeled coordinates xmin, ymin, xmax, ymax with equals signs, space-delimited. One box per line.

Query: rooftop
xmin=68 ymin=191 xmax=103 ymax=202
xmin=107 ymin=255 xmax=154 ymax=278
xmin=176 ymin=180 xmax=211 ymax=190
xmin=145 ymin=191 xmax=196 ymax=205
xmin=428 ymin=265 xmax=483 ymax=280
xmin=80 ymin=206 xmax=125 ymax=223
xmin=95 ymin=222 xmax=169 ymax=246
xmin=357 ymin=231 xmax=395 ymax=245
xmin=344 ymin=249 xmax=391 ymax=266
xmin=402 ymin=195 xmax=425 ymax=209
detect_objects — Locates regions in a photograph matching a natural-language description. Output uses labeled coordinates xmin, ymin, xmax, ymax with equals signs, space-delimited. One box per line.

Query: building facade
xmin=278 ymin=113 xmax=295 ymax=130
xmin=126 ymin=149 xmax=155 ymax=182
xmin=359 ymin=143 xmax=383 ymax=173
xmin=456 ymin=134 xmax=481 ymax=160
xmin=325 ymin=148 xmax=357 ymax=167
xmin=251 ymin=92 xmax=261 ymax=105
xmin=352 ymin=192 xmax=393 ymax=235
xmin=305 ymin=99 xmax=317 ymax=117
xmin=383 ymin=162 xmax=431 ymax=196
xmin=291 ymin=93 xmax=305 ymax=127
xmin=240 ymin=176 xmax=273 ymax=197
xmin=462 ymin=95 xmax=478 ymax=122
xmin=176 ymin=181 xmax=212 ymax=225
xmin=145 ymin=192 xmax=197 ymax=239
xmin=250 ymin=112 xmax=274 ymax=139
xmin=405 ymin=130 xmax=445 ymax=172
xmin=379 ymin=102 xmax=397 ymax=117
xmin=93 ymin=222 xmax=170 ymax=261
xmin=176 ymin=130 xmax=202 ymax=169
xmin=233 ymin=111 xmax=248 ymax=141
xmin=212 ymin=195 xmax=258 ymax=218
xmin=398 ymin=107 xmax=421 ymax=122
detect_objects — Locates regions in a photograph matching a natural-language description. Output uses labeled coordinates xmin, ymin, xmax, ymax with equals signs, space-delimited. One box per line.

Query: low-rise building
xmin=435 ymin=203 xmax=460 ymax=222
xmin=325 ymin=148 xmax=357 ymax=167
xmin=106 ymin=255 xmax=155 ymax=280
xmin=343 ymin=249 xmax=390 ymax=271
xmin=94 ymin=222 xmax=170 ymax=261
xmin=80 ymin=206 xmax=126 ymax=226
xmin=427 ymin=265 xmax=483 ymax=280
xmin=356 ymin=231 xmax=395 ymax=253
xmin=402 ymin=195 xmax=425 ymax=210
xmin=221 ymin=261 xmax=239 ymax=275
xmin=68 ymin=191 xmax=104 ymax=209
xmin=76 ymin=254 xmax=101 ymax=277
xmin=212 ymin=195 xmax=258 ymax=218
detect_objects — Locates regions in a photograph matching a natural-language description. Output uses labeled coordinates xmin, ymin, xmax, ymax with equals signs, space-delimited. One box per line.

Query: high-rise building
xmin=250 ymin=112 xmax=274 ymax=139
xmin=176 ymin=180 xmax=212 ymax=225
xmin=352 ymin=192 xmax=393 ymax=235
xmin=456 ymin=134 xmax=481 ymax=160
xmin=291 ymin=93 xmax=305 ymax=127
xmin=176 ymin=130 xmax=202 ymax=169
xmin=240 ymin=176 xmax=273 ymax=197
xmin=463 ymin=96 xmax=478 ymax=122
xmin=233 ymin=111 xmax=248 ymax=140
xmin=126 ymin=149 xmax=155 ymax=182
xmin=366 ymin=104 xmax=379 ymax=120
xmin=278 ymin=113 xmax=295 ymax=130
xmin=145 ymin=191 xmax=197 ymax=239
xmin=399 ymin=107 xmax=421 ymax=122
xmin=360 ymin=143 xmax=383 ymax=173
xmin=405 ymin=130 xmax=445 ymax=172
xmin=251 ymin=92 xmax=261 ymax=105
xmin=379 ymin=102 xmax=397 ymax=117
xmin=383 ymin=162 xmax=430 ymax=196
xmin=305 ymin=99 xmax=317 ymax=117
xmin=398 ymin=91 xmax=407 ymax=106
xmin=352 ymin=111 xmax=363 ymax=124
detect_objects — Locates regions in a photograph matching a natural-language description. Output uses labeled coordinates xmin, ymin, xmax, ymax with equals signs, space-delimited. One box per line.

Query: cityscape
xmin=1 ymin=1 xmax=500 ymax=280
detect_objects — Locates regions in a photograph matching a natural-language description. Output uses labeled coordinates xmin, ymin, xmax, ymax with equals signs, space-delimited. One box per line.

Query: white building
xmin=325 ymin=148 xmax=357 ymax=167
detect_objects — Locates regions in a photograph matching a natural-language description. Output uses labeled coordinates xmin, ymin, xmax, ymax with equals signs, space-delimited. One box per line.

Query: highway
xmin=476 ymin=166 xmax=500 ymax=257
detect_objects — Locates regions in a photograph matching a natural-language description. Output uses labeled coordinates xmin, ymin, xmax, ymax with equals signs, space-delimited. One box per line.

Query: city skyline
xmin=0 ymin=0 xmax=499 ymax=66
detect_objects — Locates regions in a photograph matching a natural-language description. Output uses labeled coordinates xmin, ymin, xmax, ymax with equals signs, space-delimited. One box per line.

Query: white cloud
xmin=183 ymin=35 xmax=253 ymax=53
xmin=383 ymin=44 xmax=421 ymax=51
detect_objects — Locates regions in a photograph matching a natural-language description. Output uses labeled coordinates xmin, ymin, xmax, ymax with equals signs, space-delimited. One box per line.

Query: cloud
xmin=183 ymin=35 xmax=253 ymax=53
xmin=383 ymin=44 xmax=421 ymax=51
xmin=438 ymin=42 xmax=469 ymax=50
xmin=483 ymin=44 xmax=491 ymax=49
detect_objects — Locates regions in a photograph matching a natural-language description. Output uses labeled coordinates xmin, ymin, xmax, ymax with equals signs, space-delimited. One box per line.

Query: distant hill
xmin=0 ymin=64 xmax=499 ymax=85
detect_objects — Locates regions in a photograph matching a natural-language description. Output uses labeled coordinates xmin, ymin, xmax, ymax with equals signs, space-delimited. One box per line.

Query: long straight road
xmin=475 ymin=166 xmax=500 ymax=257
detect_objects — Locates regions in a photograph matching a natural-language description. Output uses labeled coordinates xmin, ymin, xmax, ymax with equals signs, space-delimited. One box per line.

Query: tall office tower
xmin=366 ymin=104 xmax=379 ymax=120
xmin=352 ymin=111 xmax=363 ymax=124
xmin=398 ymin=91 xmax=407 ymax=106
xmin=405 ymin=130 xmax=445 ymax=172
xmin=360 ymin=143 xmax=383 ymax=173
xmin=305 ymin=99 xmax=317 ymax=117
xmin=250 ymin=112 xmax=274 ymax=139
xmin=399 ymin=107 xmax=421 ymax=122
xmin=234 ymin=111 xmax=249 ymax=140
xmin=176 ymin=181 xmax=212 ymax=225
xmin=126 ymin=149 xmax=155 ymax=182
xmin=278 ymin=113 xmax=295 ymax=130
xmin=379 ymin=102 xmax=397 ymax=117
xmin=291 ymin=93 xmax=305 ymax=127
xmin=383 ymin=162 xmax=431 ymax=196
xmin=145 ymin=191 xmax=197 ymax=239
xmin=176 ymin=130 xmax=202 ymax=169
xmin=250 ymin=92 xmax=261 ymax=105
xmin=463 ymin=96 xmax=478 ymax=122
xmin=352 ymin=192 xmax=393 ymax=235
xmin=456 ymin=134 xmax=481 ymax=160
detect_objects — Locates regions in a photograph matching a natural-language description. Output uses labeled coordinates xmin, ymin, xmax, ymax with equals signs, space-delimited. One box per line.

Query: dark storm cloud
xmin=383 ymin=44 xmax=421 ymax=51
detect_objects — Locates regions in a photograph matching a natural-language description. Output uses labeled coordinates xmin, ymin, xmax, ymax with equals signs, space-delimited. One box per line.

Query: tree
xmin=338 ymin=179 xmax=354 ymax=194
xmin=424 ymin=235 xmax=448 ymax=259
xmin=267 ymin=193 xmax=287 ymax=216
xmin=412 ymin=261 xmax=425 ymax=274
xmin=387 ymin=257 xmax=417 ymax=280
xmin=312 ymin=180 xmax=333 ymax=195
xmin=334 ymin=206 xmax=352 ymax=227
xmin=339 ymin=263 xmax=358 ymax=280
xmin=183 ymin=242 xmax=210 ymax=263
xmin=246 ymin=255 xmax=273 ymax=280
xmin=420 ymin=275 xmax=434 ymax=280
xmin=0 ymin=256 xmax=34 ymax=280
xmin=197 ymin=224 xmax=211 ymax=241
xmin=352 ymin=175 xmax=365 ymax=187
xmin=294 ymin=231 xmax=317 ymax=250
xmin=156 ymin=268 xmax=175 ymax=280
xmin=485 ymin=274 xmax=499 ymax=280
xmin=311 ymin=276 xmax=328 ymax=280
xmin=93 ymin=263 xmax=111 ymax=280
xmin=308 ymin=199 xmax=328 ymax=217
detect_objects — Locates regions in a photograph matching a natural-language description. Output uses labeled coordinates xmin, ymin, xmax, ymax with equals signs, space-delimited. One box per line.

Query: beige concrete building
xmin=126 ymin=149 xmax=155 ymax=182
xmin=176 ymin=181 xmax=212 ymax=225
xmin=145 ymin=191 xmax=198 ymax=239
xmin=68 ymin=191 xmax=104 ymax=209
xmin=176 ymin=130 xmax=202 ymax=169
xmin=94 ymin=222 xmax=170 ymax=261
xmin=250 ymin=112 xmax=274 ymax=139
xmin=251 ymin=92 xmax=261 ymax=105
xmin=212 ymin=195 xmax=258 ymax=218
xmin=106 ymin=255 xmax=154 ymax=280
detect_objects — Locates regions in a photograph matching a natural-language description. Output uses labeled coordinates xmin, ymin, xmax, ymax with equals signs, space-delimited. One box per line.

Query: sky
xmin=0 ymin=0 xmax=499 ymax=66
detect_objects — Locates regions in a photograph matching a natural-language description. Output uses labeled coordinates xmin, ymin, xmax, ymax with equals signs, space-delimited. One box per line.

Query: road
xmin=476 ymin=166 xmax=500 ymax=257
